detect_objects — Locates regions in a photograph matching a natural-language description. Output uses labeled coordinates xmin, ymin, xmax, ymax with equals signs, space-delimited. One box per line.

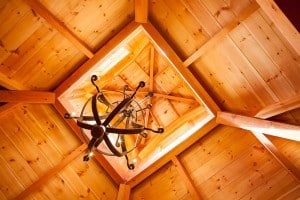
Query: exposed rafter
xmin=24 ymin=0 xmax=94 ymax=58
xmin=183 ymin=1 xmax=259 ymax=67
xmin=15 ymin=144 xmax=87 ymax=200
xmin=117 ymin=184 xmax=131 ymax=200
xmin=135 ymin=0 xmax=148 ymax=23
xmin=172 ymin=156 xmax=202 ymax=200
xmin=0 ymin=90 xmax=55 ymax=104
xmin=255 ymin=94 xmax=300 ymax=119
xmin=216 ymin=111 xmax=300 ymax=142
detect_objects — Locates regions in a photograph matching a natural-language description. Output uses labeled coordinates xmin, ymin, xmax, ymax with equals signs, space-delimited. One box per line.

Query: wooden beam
xmin=54 ymin=21 xmax=140 ymax=97
xmin=24 ymin=0 xmax=94 ymax=58
xmin=128 ymin=119 xmax=218 ymax=187
xmin=135 ymin=0 xmax=148 ymax=23
xmin=53 ymin=100 xmax=124 ymax=184
xmin=0 ymin=103 xmax=21 ymax=118
xmin=277 ymin=185 xmax=300 ymax=200
xmin=216 ymin=111 xmax=300 ymax=141
xmin=251 ymin=132 xmax=300 ymax=182
xmin=255 ymin=0 xmax=300 ymax=55
xmin=117 ymin=184 xmax=131 ymax=200
xmin=255 ymin=94 xmax=300 ymax=119
xmin=14 ymin=144 xmax=87 ymax=200
xmin=142 ymin=22 xmax=220 ymax=115
xmin=0 ymin=90 xmax=55 ymax=104
xmin=183 ymin=2 xmax=259 ymax=67
xmin=171 ymin=156 xmax=202 ymax=200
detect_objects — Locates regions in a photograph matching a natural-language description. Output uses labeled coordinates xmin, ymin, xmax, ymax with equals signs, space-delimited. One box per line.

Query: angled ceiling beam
xmin=15 ymin=144 xmax=87 ymax=200
xmin=142 ymin=22 xmax=220 ymax=115
xmin=0 ymin=90 xmax=55 ymax=104
xmin=216 ymin=111 xmax=300 ymax=141
xmin=183 ymin=1 xmax=259 ymax=67
xmin=117 ymin=184 xmax=131 ymax=200
xmin=54 ymin=21 xmax=140 ymax=97
xmin=0 ymin=103 xmax=20 ymax=118
xmin=252 ymin=132 xmax=300 ymax=182
xmin=255 ymin=0 xmax=300 ymax=55
xmin=216 ymin=111 xmax=300 ymax=182
xmin=172 ymin=156 xmax=202 ymax=200
xmin=24 ymin=0 xmax=94 ymax=58
xmin=255 ymin=94 xmax=300 ymax=119
xmin=135 ymin=0 xmax=148 ymax=23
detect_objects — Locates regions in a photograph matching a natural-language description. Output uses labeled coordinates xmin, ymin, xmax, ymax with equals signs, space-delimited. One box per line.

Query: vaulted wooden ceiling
xmin=0 ymin=0 xmax=299 ymax=199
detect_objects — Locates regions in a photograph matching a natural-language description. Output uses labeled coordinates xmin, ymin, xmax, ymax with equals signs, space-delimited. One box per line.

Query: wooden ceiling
xmin=0 ymin=0 xmax=299 ymax=199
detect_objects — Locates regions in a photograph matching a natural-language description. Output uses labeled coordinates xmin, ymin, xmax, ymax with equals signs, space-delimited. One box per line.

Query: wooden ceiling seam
xmin=255 ymin=0 xmax=300 ymax=55
xmin=216 ymin=111 xmax=300 ymax=183
xmin=255 ymin=93 xmax=300 ymax=119
xmin=183 ymin=1 xmax=259 ymax=67
xmin=0 ymin=102 xmax=21 ymax=118
xmin=171 ymin=156 xmax=202 ymax=200
xmin=23 ymin=0 xmax=94 ymax=58
xmin=252 ymin=132 xmax=300 ymax=183
xmin=141 ymin=22 xmax=221 ymax=115
xmin=14 ymin=143 xmax=87 ymax=200
xmin=0 ymin=90 xmax=55 ymax=104
xmin=127 ymin=119 xmax=218 ymax=187
xmin=54 ymin=21 xmax=140 ymax=97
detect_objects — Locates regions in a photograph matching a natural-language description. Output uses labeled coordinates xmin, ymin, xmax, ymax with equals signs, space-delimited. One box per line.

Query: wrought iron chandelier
xmin=65 ymin=75 xmax=164 ymax=170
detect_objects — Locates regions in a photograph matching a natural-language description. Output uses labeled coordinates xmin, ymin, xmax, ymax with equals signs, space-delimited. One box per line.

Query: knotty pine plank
xmin=225 ymin=35 xmax=278 ymax=106
xmin=131 ymin=162 xmax=191 ymax=200
xmin=0 ymin=126 xmax=39 ymax=187
xmin=1 ymin=8 xmax=44 ymax=51
xmin=0 ymin=110 xmax=54 ymax=176
xmin=244 ymin=11 xmax=300 ymax=93
xmin=0 ymin=0 xmax=30 ymax=38
xmin=240 ymin=169 xmax=298 ymax=199
xmin=203 ymin=141 xmax=283 ymax=199
xmin=149 ymin=0 xmax=206 ymax=59
xmin=200 ymin=0 xmax=236 ymax=27
xmin=69 ymin=156 xmax=118 ymax=200
xmin=180 ymin=127 xmax=258 ymax=185
xmin=229 ymin=17 xmax=296 ymax=100
xmin=27 ymin=105 xmax=81 ymax=155
xmin=191 ymin=40 xmax=261 ymax=115
xmin=180 ymin=0 xmax=221 ymax=37
xmin=0 ymin=156 xmax=25 ymax=199
xmin=0 ymin=23 xmax=56 ymax=78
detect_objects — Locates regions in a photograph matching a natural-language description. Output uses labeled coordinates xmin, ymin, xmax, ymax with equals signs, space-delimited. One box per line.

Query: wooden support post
xmin=117 ymin=184 xmax=131 ymax=200
xmin=24 ymin=0 xmax=94 ymax=58
xmin=172 ymin=156 xmax=202 ymax=200
xmin=135 ymin=0 xmax=148 ymax=23
xmin=216 ymin=111 xmax=300 ymax=141
xmin=14 ymin=144 xmax=87 ymax=200
xmin=0 ymin=90 xmax=55 ymax=104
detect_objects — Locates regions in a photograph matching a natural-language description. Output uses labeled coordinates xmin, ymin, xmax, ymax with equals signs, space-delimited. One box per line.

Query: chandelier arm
xmin=92 ymin=94 xmax=102 ymax=125
xmin=125 ymin=154 xmax=134 ymax=170
xmin=77 ymin=121 xmax=93 ymax=130
xmin=103 ymin=134 xmax=123 ymax=157
xmin=106 ymin=127 xmax=144 ymax=134
xmin=144 ymin=127 xmax=164 ymax=133
xmin=97 ymin=92 xmax=112 ymax=107
xmin=103 ymin=98 xmax=131 ymax=126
